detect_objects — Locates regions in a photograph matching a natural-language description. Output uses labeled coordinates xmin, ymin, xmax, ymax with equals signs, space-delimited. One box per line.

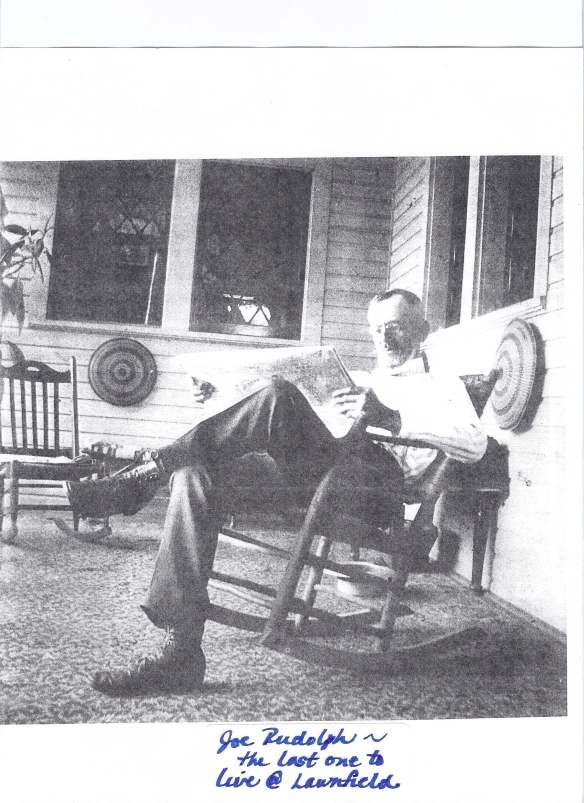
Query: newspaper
xmin=177 ymin=345 xmax=357 ymax=438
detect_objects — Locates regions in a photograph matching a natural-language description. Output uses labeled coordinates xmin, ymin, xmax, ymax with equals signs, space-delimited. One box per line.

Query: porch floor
xmin=0 ymin=498 xmax=567 ymax=725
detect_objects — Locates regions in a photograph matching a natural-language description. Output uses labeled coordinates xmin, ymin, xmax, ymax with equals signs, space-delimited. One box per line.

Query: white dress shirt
xmin=354 ymin=359 xmax=488 ymax=480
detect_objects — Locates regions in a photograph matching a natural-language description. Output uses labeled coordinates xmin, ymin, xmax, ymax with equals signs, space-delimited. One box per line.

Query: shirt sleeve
xmin=371 ymin=372 xmax=488 ymax=464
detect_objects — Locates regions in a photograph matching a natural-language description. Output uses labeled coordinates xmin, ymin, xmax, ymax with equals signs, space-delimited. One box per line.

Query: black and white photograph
xmin=0 ymin=33 xmax=581 ymax=803
xmin=0 ymin=153 xmax=568 ymax=724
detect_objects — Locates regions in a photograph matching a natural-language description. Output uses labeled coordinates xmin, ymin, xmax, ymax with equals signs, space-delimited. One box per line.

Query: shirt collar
xmin=374 ymin=355 xmax=428 ymax=377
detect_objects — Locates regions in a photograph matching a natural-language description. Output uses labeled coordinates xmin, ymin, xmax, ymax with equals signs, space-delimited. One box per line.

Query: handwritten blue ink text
xmin=262 ymin=726 xmax=356 ymax=752
xmin=217 ymin=729 xmax=255 ymax=754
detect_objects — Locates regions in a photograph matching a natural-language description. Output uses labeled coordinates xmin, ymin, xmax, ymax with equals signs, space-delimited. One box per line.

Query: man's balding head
xmin=368 ymin=289 xmax=429 ymax=369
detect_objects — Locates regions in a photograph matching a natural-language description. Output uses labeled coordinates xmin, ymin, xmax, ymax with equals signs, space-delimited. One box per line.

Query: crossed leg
xmin=80 ymin=379 xmax=403 ymax=695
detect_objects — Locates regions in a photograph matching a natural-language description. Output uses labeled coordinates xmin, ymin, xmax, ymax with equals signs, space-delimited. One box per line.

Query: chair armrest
xmin=365 ymin=428 xmax=440 ymax=450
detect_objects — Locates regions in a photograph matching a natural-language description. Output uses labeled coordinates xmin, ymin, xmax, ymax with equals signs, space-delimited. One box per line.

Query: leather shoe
xmin=67 ymin=460 xmax=161 ymax=518
xmin=92 ymin=631 xmax=206 ymax=697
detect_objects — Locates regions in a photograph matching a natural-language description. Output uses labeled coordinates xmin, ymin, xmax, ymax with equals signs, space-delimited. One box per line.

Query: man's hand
xmin=331 ymin=386 xmax=401 ymax=432
xmin=192 ymin=378 xmax=215 ymax=406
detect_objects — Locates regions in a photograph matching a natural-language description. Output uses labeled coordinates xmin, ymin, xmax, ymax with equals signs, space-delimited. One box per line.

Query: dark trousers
xmin=142 ymin=379 xmax=403 ymax=634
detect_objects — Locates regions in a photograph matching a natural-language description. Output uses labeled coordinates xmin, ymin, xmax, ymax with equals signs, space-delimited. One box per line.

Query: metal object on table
xmin=88 ymin=338 xmax=157 ymax=406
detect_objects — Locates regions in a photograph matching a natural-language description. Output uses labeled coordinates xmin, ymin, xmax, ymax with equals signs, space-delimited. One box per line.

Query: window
xmin=47 ymin=160 xmax=175 ymax=326
xmin=425 ymin=155 xmax=550 ymax=330
xmin=444 ymin=157 xmax=470 ymax=327
xmin=475 ymin=156 xmax=540 ymax=316
xmin=424 ymin=156 xmax=470 ymax=331
xmin=190 ymin=161 xmax=312 ymax=340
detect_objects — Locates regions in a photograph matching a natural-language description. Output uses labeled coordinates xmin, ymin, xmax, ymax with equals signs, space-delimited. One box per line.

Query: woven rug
xmin=0 ymin=500 xmax=566 ymax=725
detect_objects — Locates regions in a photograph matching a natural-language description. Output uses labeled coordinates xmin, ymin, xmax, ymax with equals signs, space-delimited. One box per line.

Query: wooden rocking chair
xmin=203 ymin=370 xmax=509 ymax=673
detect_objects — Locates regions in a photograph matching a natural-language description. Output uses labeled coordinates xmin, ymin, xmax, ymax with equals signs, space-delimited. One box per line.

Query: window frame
xmin=424 ymin=155 xmax=553 ymax=338
xmin=161 ymin=159 xmax=332 ymax=345
xmin=44 ymin=159 xmax=176 ymax=329
xmin=187 ymin=160 xmax=315 ymax=340
xmin=30 ymin=158 xmax=333 ymax=347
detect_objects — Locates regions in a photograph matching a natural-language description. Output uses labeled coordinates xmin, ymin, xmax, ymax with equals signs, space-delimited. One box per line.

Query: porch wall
xmin=387 ymin=157 xmax=431 ymax=300
xmin=320 ymin=160 xmax=393 ymax=370
xmin=0 ymin=159 xmax=393 ymax=456
xmin=388 ymin=156 xmax=566 ymax=631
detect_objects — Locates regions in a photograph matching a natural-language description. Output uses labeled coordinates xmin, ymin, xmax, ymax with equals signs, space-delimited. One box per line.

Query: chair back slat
xmin=1 ymin=345 xmax=74 ymax=458
xmin=31 ymin=381 xmax=38 ymax=450
xmin=9 ymin=378 xmax=17 ymax=448
xmin=70 ymin=356 xmax=80 ymax=458
xmin=19 ymin=377 xmax=28 ymax=450
xmin=42 ymin=382 xmax=49 ymax=451
xmin=53 ymin=383 xmax=60 ymax=453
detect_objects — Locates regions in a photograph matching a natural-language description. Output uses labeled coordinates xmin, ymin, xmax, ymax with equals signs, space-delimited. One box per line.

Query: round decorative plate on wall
xmin=491 ymin=318 xmax=540 ymax=431
xmin=88 ymin=338 xmax=157 ymax=406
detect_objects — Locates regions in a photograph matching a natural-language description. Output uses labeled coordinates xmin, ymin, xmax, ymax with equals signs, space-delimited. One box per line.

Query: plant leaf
xmin=0 ymin=233 xmax=11 ymax=263
xmin=4 ymin=224 xmax=28 ymax=236
xmin=0 ymin=237 xmax=25 ymax=265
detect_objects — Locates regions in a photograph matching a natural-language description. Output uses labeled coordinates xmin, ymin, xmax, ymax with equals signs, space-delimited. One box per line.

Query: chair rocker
xmin=0 ymin=343 xmax=102 ymax=543
xmin=203 ymin=370 xmax=509 ymax=673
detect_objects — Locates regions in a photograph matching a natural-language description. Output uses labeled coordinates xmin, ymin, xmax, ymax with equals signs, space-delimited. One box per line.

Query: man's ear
xmin=419 ymin=319 xmax=430 ymax=341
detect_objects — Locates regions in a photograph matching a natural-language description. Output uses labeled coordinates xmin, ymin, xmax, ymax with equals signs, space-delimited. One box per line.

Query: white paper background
xmin=0 ymin=44 xmax=581 ymax=802
xmin=0 ymin=0 xmax=581 ymax=46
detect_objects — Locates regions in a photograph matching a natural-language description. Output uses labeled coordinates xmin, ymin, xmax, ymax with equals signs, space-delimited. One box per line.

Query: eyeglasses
xmin=373 ymin=321 xmax=407 ymax=335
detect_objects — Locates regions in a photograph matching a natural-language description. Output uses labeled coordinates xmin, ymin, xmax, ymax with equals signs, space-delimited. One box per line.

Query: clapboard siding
xmin=326 ymin=259 xmax=387 ymax=279
xmin=320 ymin=159 xmax=394 ymax=370
xmin=321 ymin=321 xmax=370 ymax=343
xmin=388 ymin=157 xmax=430 ymax=301
xmin=551 ymin=162 xmax=563 ymax=200
xmin=391 ymin=207 xmax=424 ymax=242
xmin=329 ymin=228 xmax=389 ymax=248
xmin=325 ymin=274 xmax=390 ymax=296
xmin=327 ymin=243 xmax=388 ymax=263
xmin=550 ymin=195 xmax=563 ymax=229
xmin=0 ymin=328 xmax=213 ymax=455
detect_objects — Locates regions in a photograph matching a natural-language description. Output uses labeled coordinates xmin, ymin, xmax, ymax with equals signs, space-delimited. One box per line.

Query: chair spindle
xmin=19 ymin=378 xmax=27 ymax=450
xmin=31 ymin=381 xmax=38 ymax=451
xmin=9 ymin=378 xmax=17 ymax=450
xmin=53 ymin=383 xmax=60 ymax=453
xmin=42 ymin=382 xmax=49 ymax=451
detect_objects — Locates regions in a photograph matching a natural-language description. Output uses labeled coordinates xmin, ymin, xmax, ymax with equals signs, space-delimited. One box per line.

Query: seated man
xmin=68 ymin=289 xmax=487 ymax=696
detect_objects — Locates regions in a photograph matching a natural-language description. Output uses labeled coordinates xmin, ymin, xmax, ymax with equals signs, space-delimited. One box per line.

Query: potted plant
xmin=0 ymin=216 xmax=52 ymax=334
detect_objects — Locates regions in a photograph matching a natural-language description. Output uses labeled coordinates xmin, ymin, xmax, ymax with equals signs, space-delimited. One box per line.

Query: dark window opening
xmin=47 ymin=160 xmax=175 ymax=325
xmin=478 ymin=156 xmax=540 ymax=316
xmin=445 ymin=157 xmax=470 ymax=327
xmin=503 ymin=157 xmax=540 ymax=306
xmin=191 ymin=161 xmax=312 ymax=340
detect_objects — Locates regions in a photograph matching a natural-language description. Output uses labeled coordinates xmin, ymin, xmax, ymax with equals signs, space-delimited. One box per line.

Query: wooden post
xmin=471 ymin=494 xmax=495 ymax=594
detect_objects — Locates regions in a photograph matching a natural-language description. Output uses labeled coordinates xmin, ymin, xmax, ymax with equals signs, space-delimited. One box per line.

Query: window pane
xmin=191 ymin=161 xmax=312 ymax=340
xmin=477 ymin=156 xmax=540 ymax=316
xmin=445 ymin=157 xmax=470 ymax=327
xmin=424 ymin=156 xmax=469 ymax=332
xmin=47 ymin=160 xmax=175 ymax=325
